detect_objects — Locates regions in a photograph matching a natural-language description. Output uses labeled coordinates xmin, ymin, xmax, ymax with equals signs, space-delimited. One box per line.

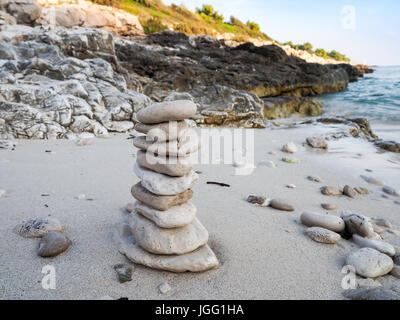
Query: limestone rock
xmin=269 ymin=199 xmax=294 ymax=212
xmin=3 ymin=0 xmax=42 ymax=25
xmin=341 ymin=211 xmax=374 ymax=238
xmin=321 ymin=186 xmax=343 ymax=196
xmin=136 ymin=150 xmax=192 ymax=177
xmin=134 ymin=163 xmax=198 ymax=196
xmin=135 ymin=120 xmax=188 ymax=142
xmin=137 ymin=100 xmax=197 ymax=124
xmin=134 ymin=201 xmax=196 ymax=229
xmin=15 ymin=217 xmax=62 ymax=238
xmin=343 ymin=185 xmax=359 ymax=199
xmin=263 ymin=96 xmax=324 ymax=119
xmin=37 ymin=231 xmax=71 ymax=257
xmin=300 ymin=211 xmax=345 ymax=232
xmin=281 ymin=142 xmax=298 ymax=154
xmin=306 ymin=227 xmax=341 ymax=244
xmin=114 ymin=224 xmax=219 ymax=273
xmin=352 ymin=234 xmax=396 ymax=257
xmin=129 ymin=212 xmax=209 ymax=255
xmin=131 ymin=182 xmax=193 ymax=211
xmin=346 ymin=248 xmax=393 ymax=278
xmin=306 ymin=136 xmax=328 ymax=149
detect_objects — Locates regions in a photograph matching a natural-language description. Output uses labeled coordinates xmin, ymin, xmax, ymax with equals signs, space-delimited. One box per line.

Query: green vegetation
xmin=94 ymin=0 xmax=350 ymax=62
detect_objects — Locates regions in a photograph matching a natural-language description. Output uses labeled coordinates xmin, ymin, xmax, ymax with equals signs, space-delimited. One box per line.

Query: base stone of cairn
xmin=115 ymin=100 xmax=219 ymax=272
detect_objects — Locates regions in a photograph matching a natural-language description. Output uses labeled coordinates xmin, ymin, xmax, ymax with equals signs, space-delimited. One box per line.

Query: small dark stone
xmin=38 ymin=231 xmax=71 ymax=257
xmin=246 ymin=195 xmax=266 ymax=205
xmin=113 ymin=264 xmax=135 ymax=283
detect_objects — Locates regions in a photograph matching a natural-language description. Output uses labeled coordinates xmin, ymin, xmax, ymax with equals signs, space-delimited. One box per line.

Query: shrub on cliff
xmin=91 ymin=0 xmax=121 ymax=7
xmin=141 ymin=17 xmax=168 ymax=34
xmin=196 ymin=4 xmax=224 ymax=23
xmin=246 ymin=21 xmax=260 ymax=32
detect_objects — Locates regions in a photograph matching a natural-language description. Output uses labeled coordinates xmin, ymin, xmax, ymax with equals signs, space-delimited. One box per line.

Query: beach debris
xmin=343 ymin=286 xmax=400 ymax=300
xmin=352 ymin=234 xmax=395 ymax=256
xmin=343 ymin=185 xmax=359 ymax=199
xmin=0 ymin=189 xmax=6 ymax=198
xmin=382 ymin=185 xmax=399 ymax=197
xmin=124 ymin=202 xmax=135 ymax=213
xmin=158 ymin=282 xmax=171 ymax=294
xmin=207 ymin=181 xmax=230 ymax=187
xmin=321 ymin=203 xmax=337 ymax=211
xmin=281 ymin=142 xmax=298 ymax=154
xmin=307 ymin=176 xmax=322 ymax=183
xmin=306 ymin=136 xmax=328 ymax=149
xmin=346 ymin=248 xmax=393 ymax=278
xmin=246 ymin=195 xmax=268 ymax=206
xmin=300 ymin=211 xmax=345 ymax=232
xmin=281 ymin=157 xmax=299 ymax=164
xmin=75 ymin=194 xmax=86 ymax=200
xmin=258 ymin=160 xmax=276 ymax=168
xmin=341 ymin=211 xmax=374 ymax=238
xmin=360 ymin=175 xmax=384 ymax=186
xmin=118 ymin=100 xmax=219 ymax=272
xmin=372 ymin=218 xmax=392 ymax=229
xmin=306 ymin=227 xmax=341 ymax=244
xmin=15 ymin=217 xmax=62 ymax=238
xmin=355 ymin=187 xmax=370 ymax=195
xmin=286 ymin=184 xmax=296 ymax=189
xmin=321 ymin=186 xmax=343 ymax=196
xmin=113 ymin=264 xmax=135 ymax=283
xmin=390 ymin=265 xmax=400 ymax=279
xmin=269 ymin=199 xmax=294 ymax=212
xmin=37 ymin=231 xmax=71 ymax=257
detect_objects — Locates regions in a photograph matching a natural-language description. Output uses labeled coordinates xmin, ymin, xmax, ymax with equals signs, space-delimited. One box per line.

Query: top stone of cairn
xmin=137 ymin=100 xmax=197 ymax=124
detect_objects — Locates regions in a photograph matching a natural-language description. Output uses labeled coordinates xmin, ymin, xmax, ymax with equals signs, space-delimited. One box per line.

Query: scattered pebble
xmin=381 ymin=194 xmax=389 ymax=199
xmin=281 ymin=142 xmax=298 ymax=154
xmin=372 ymin=218 xmax=392 ymax=229
xmin=394 ymin=253 xmax=400 ymax=266
xmin=343 ymin=185 xmax=359 ymax=199
xmin=306 ymin=227 xmax=341 ymax=244
xmin=14 ymin=217 xmax=62 ymax=238
xmin=269 ymin=199 xmax=294 ymax=212
xmin=355 ymin=187 xmax=370 ymax=195
xmin=286 ymin=184 xmax=296 ymax=189
xmin=124 ymin=203 xmax=135 ymax=213
xmin=321 ymin=186 xmax=343 ymax=196
xmin=365 ymin=169 xmax=373 ymax=173
xmin=341 ymin=211 xmax=374 ymax=238
xmin=300 ymin=211 xmax=345 ymax=232
xmin=195 ymin=170 xmax=203 ymax=174
xmin=352 ymin=234 xmax=395 ymax=257
xmin=0 ymin=189 xmax=6 ymax=198
xmin=390 ymin=265 xmax=400 ymax=279
xmin=343 ymin=286 xmax=400 ymax=300
xmin=306 ymin=136 xmax=328 ymax=149
xmin=75 ymin=194 xmax=86 ymax=200
xmin=307 ymin=176 xmax=322 ymax=183
xmin=246 ymin=195 xmax=268 ymax=206
xmin=113 ymin=264 xmax=135 ymax=283
xmin=268 ymin=151 xmax=277 ymax=156
xmin=360 ymin=175 xmax=384 ymax=186
xmin=281 ymin=157 xmax=299 ymax=164
xmin=321 ymin=203 xmax=337 ymax=211
xmin=346 ymin=248 xmax=393 ymax=278
xmin=158 ymin=282 xmax=171 ymax=294
xmin=382 ymin=185 xmax=399 ymax=197
xmin=37 ymin=231 xmax=71 ymax=257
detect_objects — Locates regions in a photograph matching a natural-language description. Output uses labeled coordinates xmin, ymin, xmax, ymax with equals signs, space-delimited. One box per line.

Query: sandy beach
xmin=1 ymin=121 xmax=399 ymax=300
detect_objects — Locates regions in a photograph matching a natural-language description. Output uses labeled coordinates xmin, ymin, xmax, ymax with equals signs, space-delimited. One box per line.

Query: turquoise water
xmin=320 ymin=66 xmax=400 ymax=124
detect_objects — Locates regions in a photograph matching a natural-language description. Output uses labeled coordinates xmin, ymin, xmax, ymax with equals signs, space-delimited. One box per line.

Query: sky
xmin=163 ymin=0 xmax=400 ymax=66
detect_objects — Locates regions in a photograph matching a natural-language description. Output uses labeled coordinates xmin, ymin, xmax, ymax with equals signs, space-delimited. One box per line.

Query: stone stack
xmin=120 ymin=100 xmax=219 ymax=272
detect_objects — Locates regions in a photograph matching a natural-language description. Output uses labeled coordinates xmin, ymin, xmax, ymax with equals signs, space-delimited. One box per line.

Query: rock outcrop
xmin=0 ymin=0 xmax=42 ymax=25
xmin=263 ymin=96 xmax=324 ymax=119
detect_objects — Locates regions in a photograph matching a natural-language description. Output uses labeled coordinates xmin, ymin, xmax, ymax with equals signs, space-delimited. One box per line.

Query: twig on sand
xmin=206 ymin=181 xmax=230 ymax=187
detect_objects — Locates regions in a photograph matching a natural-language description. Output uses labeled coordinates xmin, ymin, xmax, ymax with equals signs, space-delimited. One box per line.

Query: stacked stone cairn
xmin=118 ymin=100 xmax=219 ymax=272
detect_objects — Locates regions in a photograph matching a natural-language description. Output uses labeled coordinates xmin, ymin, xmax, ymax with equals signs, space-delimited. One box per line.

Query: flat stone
xmin=158 ymin=282 xmax=171 ymax=294
xmin=321 ymin=186 xmax=343 ymax=196
xmin=131 ymin=182 xmax=193 ymax=211
xmin=135 ymin=120 xmax=188 ymax=142
xmin=281 ymin=142 xmax=298 ymax=153
xmin=346 ymin=248 xmax=393 ymax=278
xmin=382 ymin=185 xmax=399 ymax=196
xmin=371 ymin=218 xmax=392 ymax=229
xmin=133 ymin=135 xmax=201 ymax=157
xmin=360 ymin=175 xmax=384 ymax=186
xmin=352 ymin=234 xmax=396 ymax=256
xmin=321 ymin=203 xmax=338 ymax=211
xmin=343 ymin=287 xmax=400 ymax=300
xmin=306 ymin=227 xmax=341 ymax=244
xmin=341 ymin=211 xmax=375 ymax=238
xmin=37 ymin=231 xmax=71 ymax=257
xmin=343 ymin=185 xmax=359 ymax=199
xmin=300 ymin=211 xmax=345 ymax=232
xmin=306 ymin=136 xmax=328 ymax=149
xmin=307 ymin=176 xmax=322 ymax=183
xmin=113 ymin=264 xmax=135 ymax=283
xmin=134 ymin=163 xmax=198 ymax=196
xmin=129 ymin=212 xmax=208 ymax=255
xmin=136 ymin=150 xmax=192 ymax=177
xmin=134 ymin=200 xmax=196 ymax=228
xmin=114 ymin=224 xmax=218 ymax=272
xmin=269 ymin=199 xmax=294 ymax=212
xmin=136 ymin=100 xmax=197 ymax=124
xmin=15 ymin=217 xmax=62 ymax=238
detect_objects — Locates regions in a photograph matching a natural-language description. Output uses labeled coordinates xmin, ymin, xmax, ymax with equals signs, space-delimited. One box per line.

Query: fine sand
xmin=0 ymin=121 xmax=399 ymax=300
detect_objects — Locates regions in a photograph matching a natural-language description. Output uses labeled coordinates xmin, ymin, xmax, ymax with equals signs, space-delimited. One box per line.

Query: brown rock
xmin=343 ymin=185 xmax=359 ymax=199
xmin=321 ymin=186 xmax=343 ymax=196
xmin=269 ymin=199 xmax=294 ymax=212
xmin=37 ymin=232 xmax=71 ymax=257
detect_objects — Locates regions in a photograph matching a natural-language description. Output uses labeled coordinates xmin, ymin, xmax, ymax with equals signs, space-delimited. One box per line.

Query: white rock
xmin=158 ymin=282 xmax=171 ymax=294
xmin=0 ymin=189 xmax=6 ymax=198
xmin=306 ymin=227 xmax=341 ymax=244
xmin=137 ymin=100 xmax=197 ymax=124
xmin=134 ymin=163 xmax=198 ymax=196
xmin=134 ymin=200 xmax=196 ymax=228
xmin=300 ymin=211 xmax=345 ymax=232
xmin=113 ymin=224 xmax=219 ymax=272
xmin=129 ymin=212 xmax=208 ymax=255
xmin=352 ymin=234 xmax=396 ymax=257
xmin=281 ymin=142 xmax=298 ymax=153
xmin=346 ymin=248 xmax=393 ymax=278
